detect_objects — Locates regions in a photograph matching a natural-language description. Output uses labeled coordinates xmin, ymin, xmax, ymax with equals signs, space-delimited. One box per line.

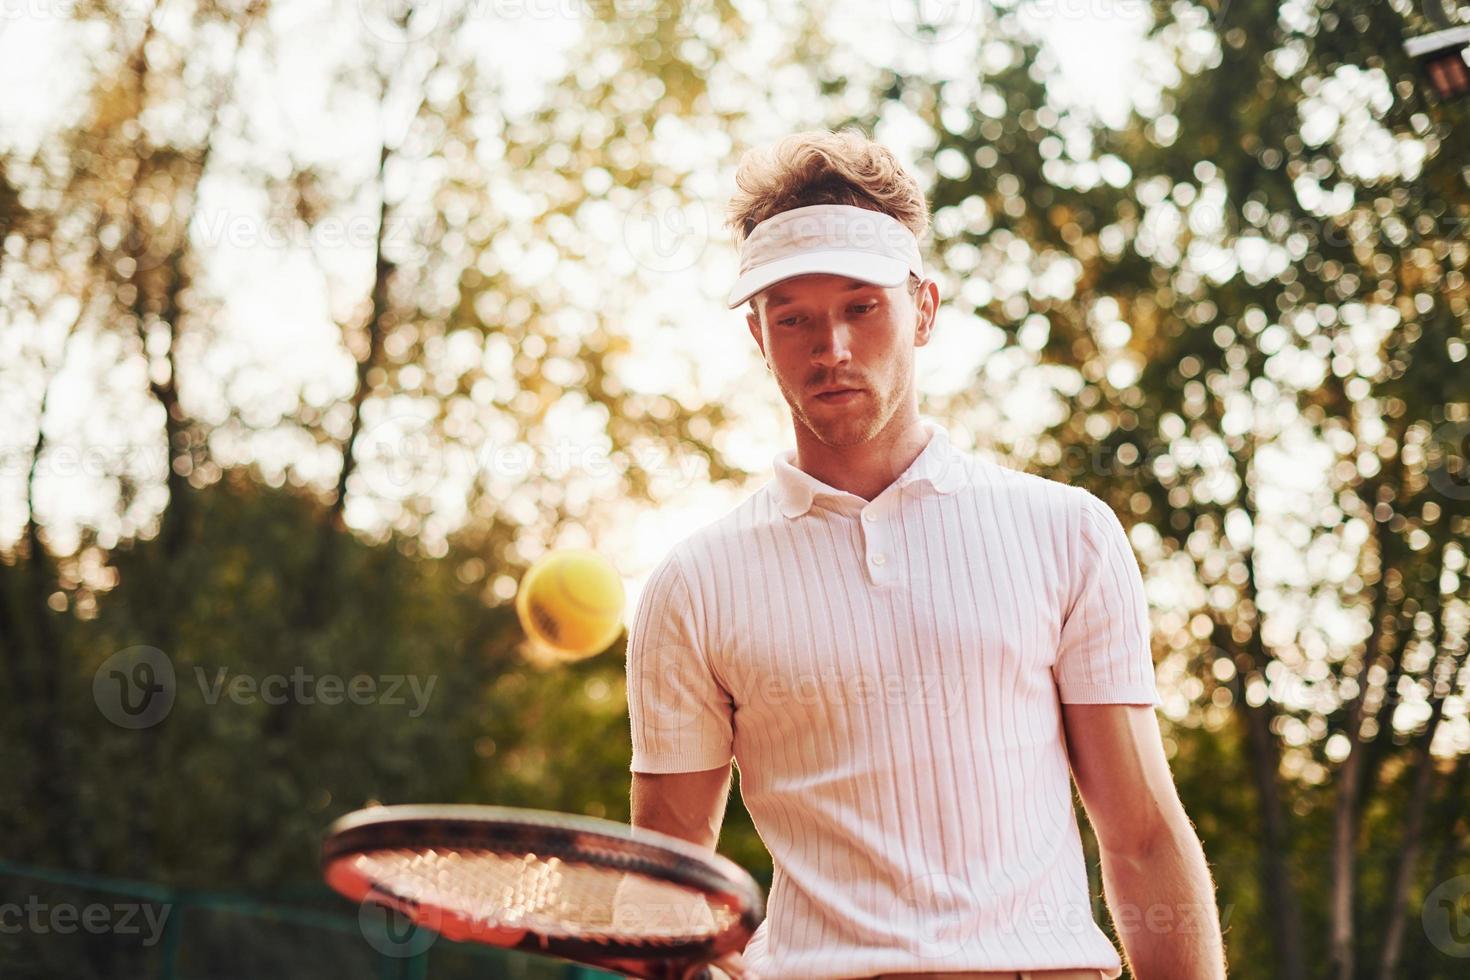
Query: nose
xmin=811 ymin=317 xmax=854 ymax=369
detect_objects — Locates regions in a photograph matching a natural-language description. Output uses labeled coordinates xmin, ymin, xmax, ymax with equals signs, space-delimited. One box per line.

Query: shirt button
xmin=863 ymin=511 xmax=877 ymax=522
xmin=871 ymin=553 xmax=887 ymax=566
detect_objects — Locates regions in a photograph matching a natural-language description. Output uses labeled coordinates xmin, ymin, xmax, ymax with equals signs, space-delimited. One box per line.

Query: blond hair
xmin=725 ymin=130 xmax=930 ymax=246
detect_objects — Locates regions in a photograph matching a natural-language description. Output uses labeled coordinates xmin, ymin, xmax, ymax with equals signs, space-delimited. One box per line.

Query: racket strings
xmin=355 ymin=847 xmax=742 ymax=943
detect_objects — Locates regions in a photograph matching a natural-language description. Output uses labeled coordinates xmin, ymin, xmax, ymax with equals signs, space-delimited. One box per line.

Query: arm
xmin=631 ymin=763 xmax=733 ymax=848
xmin=624 ymin=548 xmax=748 ymax=977
xmin=1062 ymin=702 xmax=1227 ymax=979
xmin=630 ymin=765 xmax=752 ymax=979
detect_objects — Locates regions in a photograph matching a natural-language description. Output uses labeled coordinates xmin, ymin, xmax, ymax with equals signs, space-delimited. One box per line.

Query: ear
xmin=747 ymin=309 xmax=768 ymax=364
xmin=913 ymin=278 xmax=939 ymax=348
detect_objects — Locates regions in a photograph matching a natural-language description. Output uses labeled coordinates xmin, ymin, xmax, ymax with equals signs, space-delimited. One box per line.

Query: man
xmin=624 ymin=131 xmax=1227 ymax=980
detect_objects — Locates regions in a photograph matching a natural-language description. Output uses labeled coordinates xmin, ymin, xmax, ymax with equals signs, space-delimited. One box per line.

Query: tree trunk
xmin=19 ymin=316 xmax=86 ymax=858
xmin=1233 ymin=443 xmax=1306 ymax=980
xmin=1328 ymin=457 xmax=1406 ymax=980
xmin=1329 ymin=695 xmax=1368 ymax=980
xmin=1375 ymin=730 xmax=1445 ymax=979
xmin=1233 ymin=673 xmax=1306 ymax=980
xmin=1376 ymin=573 xmax=1463 ymax=980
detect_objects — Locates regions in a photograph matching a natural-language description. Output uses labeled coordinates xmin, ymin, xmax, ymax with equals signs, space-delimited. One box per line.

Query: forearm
xmin=630 ymin=766 xmax=732 ymax=850
xmin=1100 ymin=822 xmax=1226 ymax=979
xmin=623 ymin=769 xmax=734 ymax=944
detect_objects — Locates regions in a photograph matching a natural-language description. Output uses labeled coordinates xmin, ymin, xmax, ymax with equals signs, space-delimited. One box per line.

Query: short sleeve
xmin=1053 ymin=491 xmax=1162 ymax=707
xmin=626 ymin=546 xmax=735 ymax=773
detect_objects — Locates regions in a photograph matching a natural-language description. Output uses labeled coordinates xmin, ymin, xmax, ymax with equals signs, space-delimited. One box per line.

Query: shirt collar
xmin=770 ymin=418 xmax=966 ymax=519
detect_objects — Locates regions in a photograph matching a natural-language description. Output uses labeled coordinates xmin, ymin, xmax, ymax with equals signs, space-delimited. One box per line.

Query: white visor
xmin=727 ymin=204 xmax=924 ymax=309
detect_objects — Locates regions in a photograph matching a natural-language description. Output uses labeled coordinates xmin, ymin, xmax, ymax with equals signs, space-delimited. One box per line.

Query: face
xmin=747 ymin=273 xmax=937 ymax=448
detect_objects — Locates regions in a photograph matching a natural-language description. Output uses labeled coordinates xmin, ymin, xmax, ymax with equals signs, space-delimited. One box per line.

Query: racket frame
xmin=323 ymin=804 xmax=762 ymax=978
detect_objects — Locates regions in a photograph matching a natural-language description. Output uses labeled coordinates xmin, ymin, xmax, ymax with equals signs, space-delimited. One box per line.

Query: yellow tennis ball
xmin=515 ymin=549 xmax=627 ymax=660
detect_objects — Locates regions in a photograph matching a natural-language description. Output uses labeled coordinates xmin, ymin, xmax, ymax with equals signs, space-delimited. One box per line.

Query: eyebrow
xmin=765 ymin=280 xmax=877 ymax=308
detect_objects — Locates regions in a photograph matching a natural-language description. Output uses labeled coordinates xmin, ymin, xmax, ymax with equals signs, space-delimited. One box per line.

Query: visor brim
xmin=726 ymin=251 xmax=911 ymax=309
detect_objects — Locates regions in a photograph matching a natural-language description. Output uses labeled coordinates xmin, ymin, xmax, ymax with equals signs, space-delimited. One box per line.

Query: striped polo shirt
xmin=625 ymin=417 xmax=1160 ymax=979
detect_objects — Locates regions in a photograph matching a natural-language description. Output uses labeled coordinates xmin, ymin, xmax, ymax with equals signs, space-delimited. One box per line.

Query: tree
xmin=898 ymin=1 xmax=1469 ymax=975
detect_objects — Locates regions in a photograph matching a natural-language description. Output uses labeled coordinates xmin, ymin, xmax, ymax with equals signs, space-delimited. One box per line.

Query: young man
xmin=625 ymin=131 xmax=1227 ymax=980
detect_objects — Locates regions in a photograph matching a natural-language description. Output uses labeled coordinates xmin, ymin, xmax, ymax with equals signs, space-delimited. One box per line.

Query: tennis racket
xmin=322 ymin=804 xmax=764 ymax=979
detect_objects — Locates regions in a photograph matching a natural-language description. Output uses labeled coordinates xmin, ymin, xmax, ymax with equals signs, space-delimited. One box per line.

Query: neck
xmin=791 ymin=403 xmax=930 ymax=502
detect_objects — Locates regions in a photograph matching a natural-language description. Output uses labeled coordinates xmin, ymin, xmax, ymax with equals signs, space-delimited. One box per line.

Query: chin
xmin=801 ymin=405 xmax=880 ymax=447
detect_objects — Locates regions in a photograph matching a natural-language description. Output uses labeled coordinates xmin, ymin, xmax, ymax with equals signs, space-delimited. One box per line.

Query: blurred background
xmin=1 ymin=0 xmax=1469 ymax=976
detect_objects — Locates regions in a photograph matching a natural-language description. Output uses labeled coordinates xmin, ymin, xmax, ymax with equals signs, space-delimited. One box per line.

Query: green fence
xmin=0 ymin=861 xmax=617 ymax=979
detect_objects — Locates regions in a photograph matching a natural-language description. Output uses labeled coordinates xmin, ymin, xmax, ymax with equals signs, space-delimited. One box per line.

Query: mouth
xmin=813 ymin=388 xmax=865 ymax=404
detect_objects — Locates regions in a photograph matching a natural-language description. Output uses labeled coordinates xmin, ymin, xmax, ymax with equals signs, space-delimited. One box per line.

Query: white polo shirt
xmin=626 ymin=418 xmax=1160 ymax=979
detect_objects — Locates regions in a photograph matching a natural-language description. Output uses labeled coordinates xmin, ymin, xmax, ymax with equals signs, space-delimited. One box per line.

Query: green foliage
xmin=899 ymin=1 xmax=1470 ymax=975
xmin=0 ymin=474 xmax=767 ymax=974
xmin=4 ymin=1 xmax=1468 ymax=977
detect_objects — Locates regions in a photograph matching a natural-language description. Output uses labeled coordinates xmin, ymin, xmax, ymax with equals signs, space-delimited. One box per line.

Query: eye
xmin=850 ymin=302 xmax=878 ymax=315
xmin=776 ymin=315 xmax=804 ymax=327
